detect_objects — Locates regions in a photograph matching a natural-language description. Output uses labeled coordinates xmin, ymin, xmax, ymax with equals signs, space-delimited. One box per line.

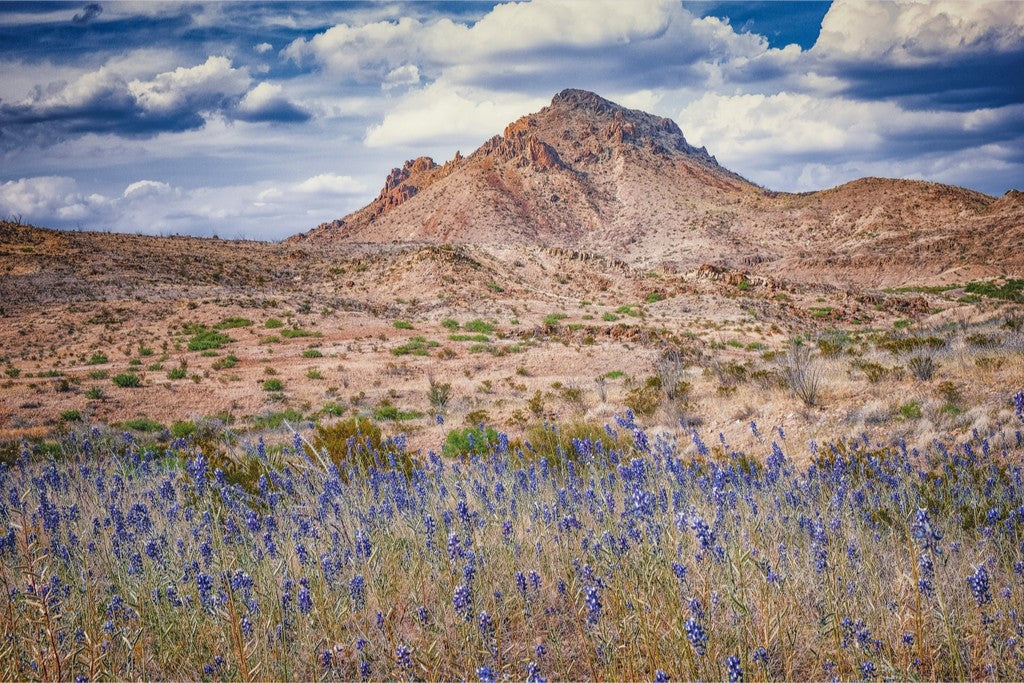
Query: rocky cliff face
xmin=293 ymin=89 xmax=1022 ymax=286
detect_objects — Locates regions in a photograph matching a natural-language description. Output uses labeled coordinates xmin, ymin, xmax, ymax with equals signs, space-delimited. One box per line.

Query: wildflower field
xmin=3 ymin=393 xmax=1024 ymax=682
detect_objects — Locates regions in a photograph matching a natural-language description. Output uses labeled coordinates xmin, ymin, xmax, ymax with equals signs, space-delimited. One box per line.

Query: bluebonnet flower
xmin=584 ymin=585 xmax=602 ymax=625
xmin=350 ymin=574 xmax=365 ymax=610
xmin=860 ymin=660 xmax=876 ymax=680
xmin=725 ymin=654 xmax=743 ymax=682
xmin=454 ymin=583 xmax=472 ymax=620
xmin=685 ymin=618 xmax=707 ymax=655
xmin=752 ymin=647 xmax=768 ymax=667
xmin=654 ymin=670 xmax=670 ymax=683
xmin=478 ymin=610 xmax=494 ymax=638
xmin=525 ymin=661 xmax=546 ymax=683
xmin=967 ymin=565 xmax=992 ymax=607
xmin=395 ymin=644 xmax=413 ymax=670
xmin=477 ymin=665 xmax=495 ymax=683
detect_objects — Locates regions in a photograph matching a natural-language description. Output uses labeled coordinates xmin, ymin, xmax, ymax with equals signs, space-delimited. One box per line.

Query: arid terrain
xmin=2 ymin=91 xmax=1022 ymax=459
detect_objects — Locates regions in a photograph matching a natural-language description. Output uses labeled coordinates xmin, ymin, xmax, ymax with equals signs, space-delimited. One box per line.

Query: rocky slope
xmin=294 ymin=89 xmax=1023 ymax=286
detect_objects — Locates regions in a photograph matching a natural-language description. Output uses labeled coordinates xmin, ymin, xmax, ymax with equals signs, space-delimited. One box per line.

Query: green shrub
xmin=306 ymin=369 xmax=324 ymax=380
xmin=443 ymin=425 xmax=499 ymax=457
xmin=645 ymin=292 xmax=664 ymax=303
xmin=86 ymin=352 xmax=108 ymax=365
xmin=464 ymin=319 xmax=494 ymax=334
xmin=392 ymin=336 xmax=439 ymax=356
xmin=85 ymin=387 xmax=105 ymax=400
xmin=121 ymin=417 xmax=164 ymax=433
xmin=428 ymin=378 xmax=452 ymax=411
xmin=302 ymin=349 xmax=324 ymax=358
xmin=624 ymin=384 xmax=660 ymax=417
xmin=602 ymin=312 xmax=620 ymax=322
xmin=281 ymin=328 xmax=320 ymax=339
xmin=59 ymin=410 xmax=82 ymax=422
xmin=138 ymin=346 xmax=154 ymax=357
xmin=263 ymin=378 xmax=284 ymax=392
xmin=393 ymin=321 xmax=414 ymax=329
xmin=249 ymin=408 xmax=303 ymax=430
xmin=899 ymin=401 xmax=923 ymax=420
xmin=211 ymin=354 xmax=238 ymax=370
xmin=265 ymin=318 xmax=285 ymax=328
xmin=88 ymin=369 xmax=108 ymax=380
xmin=441 ymin=318 xmax=459 ymax=330
xmin=519 ymin=422 xmax=628 ymax=469
xmin=963 ymin=278 xmax=1024 ymax=302
xmin=544 ymin=312 xmax=568 ymax=326
xmin=449 ymin=334 xmax=490 ymax=342
xmin=321 ymin=401 xmax=347 ymax=417
xmin=112 ymin=373 xmax=142 ymax=388
xmin=170 ymin=420 xmax=196 ymax=439
xmin=167 ymin=366 xmax=187 ymax=380
xmin=188 ymin=330 xmax=233 ymax=351
xmin=373 ymin=402 xmax=423 ymax=421
xmin=216 ymin=317 xmax=253 ymax=329
xmin=306 ymin=417 xmax=415 ymax=479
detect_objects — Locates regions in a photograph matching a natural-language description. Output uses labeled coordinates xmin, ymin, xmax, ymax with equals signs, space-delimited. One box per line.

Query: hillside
xmin=294 ymin=89 xmax=1024 ymax=287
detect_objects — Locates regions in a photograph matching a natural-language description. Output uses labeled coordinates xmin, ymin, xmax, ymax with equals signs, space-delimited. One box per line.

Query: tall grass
xmin=1 ymin=393 xmax=1023 ymax=680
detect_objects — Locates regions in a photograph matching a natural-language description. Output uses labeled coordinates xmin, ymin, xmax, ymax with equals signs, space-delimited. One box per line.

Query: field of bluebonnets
xmin=2 ymin=391 xmax=1024 ymax=682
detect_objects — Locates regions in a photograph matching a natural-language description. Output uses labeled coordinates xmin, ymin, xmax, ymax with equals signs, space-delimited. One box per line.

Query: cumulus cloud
xmin=815 ymin=0 xmax=1024 ymax=64
xmin=0 ymin=55 xmax=314 ymax=142
xmin=365 ymin=81 xmax=546 ymax=148
xmin=678 ymin=92 xmax=1024 ymax=190
xmin=234 ymin=82 xmax=310 ymax=123
xmin=0 ymin=172 xmax=370 ymax=239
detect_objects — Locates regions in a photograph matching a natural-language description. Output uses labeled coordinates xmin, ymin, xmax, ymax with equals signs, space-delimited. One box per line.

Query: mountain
xmin=293 ymin=89 xmax=1023 ymax=286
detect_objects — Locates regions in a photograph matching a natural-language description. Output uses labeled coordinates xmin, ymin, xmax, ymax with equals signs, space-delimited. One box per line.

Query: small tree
xmin=427 ymin=374 xmax=452 ymax=412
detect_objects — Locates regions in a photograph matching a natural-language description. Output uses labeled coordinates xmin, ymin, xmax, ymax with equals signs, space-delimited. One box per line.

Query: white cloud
xmin=293 ymin=173 xmax=365 ymax=195
xmin=678 ymin=92 xmax=1024 ymax=190
xmin=364 ymin=81 xmax=546 ymax=148
xmin=815 ymin=0 xmax=1024 ymax=64
xmin=128 ymin=56 xmax=250 ymax=113
xmin=123 ymin=180 xmax=172 ymax=198
xmin=382 ymin=65 xmax=421 ymax=90
xmin=255 ymin=42 xmax=273 ymax=54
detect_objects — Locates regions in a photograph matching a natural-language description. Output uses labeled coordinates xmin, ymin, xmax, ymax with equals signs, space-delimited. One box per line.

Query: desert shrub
xmin=908 ymin=355 xmax=937 ymax=381
xmin=188 ymin=330 xmax=233 ymax=351
xmin=393 ymin=320 xmax=414 ymax=329
xmin=120 ymin=417 xmax=164 ymax=433
xmin=112 ymin=372 xmax=142 ymax=388
xmin=392 ymin=336 xmax=439 ymax=356
xmin=265 ymin=318 xmax=284 ymax=328
xmin=307 ymin=417 xmax=414 ymax=479
xmin=442 ymin=425 xmax=499 ymax=457
xmin=373 ymin=401 xmax=422 ymax=421
xmin=281 ymin=328 xmax=320 ymax=339
xmin=321 ymin=401 xmax=346 ymax=417
xmin=137 ymin=346 xmax=154 ymax=357
xmin=215 ymin=317 xmax=252 ymax=329
xmin=86 ymin=352 xmax=108 ymax=365
xmin=249 ymin=408 xmax=303 ymax=430
xmin=602 ymin=312 xmax=620 ymax=322
xmin=87 ymin=369 xmax=108 ymax=380
xmin=876 ymin=333 xmax=946 ymax=355
xmin=464 ymin=319 xmax=494 ymax=334
xmin=170 ymin=420 xmax=196 ymax=439
xmin=59 ymin=410 xmax=81 ymax=422
xmin=167 ymin=364 xmax=187 ymax=379
xmin=624 ymin=384 xmax=660 ymax=417
xmin=898 ymin=400 xmax=923 ymax=420
xmin=963 ymin=278 xmax=1024 ymax=302
xmin=966 ymin=333 xmax=999 ymax=348
xmin=85 ymin=387 xmax=105 ymax=400
xmin=262 ymin=378 xmax=284 ymax=392
xmin=544 ymin=313 xmax=568 ymax=326
xmin=779 ymin=342 xmax=822 ymax=406
xmin=302 ymin=349 xmax=323 ymax=358
xmin=427 ymin=376 xmax=452 ymax=411
xmin=211 ymin=354 xmax=238 ymax=370
xmin=441 ymin=318 xmax=459 ymax=330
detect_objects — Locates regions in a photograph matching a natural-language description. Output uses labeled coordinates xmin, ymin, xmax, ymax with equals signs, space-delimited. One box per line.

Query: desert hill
xmin=294 ymin=89 xmax=1023 ymax=287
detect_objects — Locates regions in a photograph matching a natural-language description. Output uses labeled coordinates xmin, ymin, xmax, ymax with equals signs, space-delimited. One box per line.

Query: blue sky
xmin=0 ymin=1 xmax=1021 ymax=239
